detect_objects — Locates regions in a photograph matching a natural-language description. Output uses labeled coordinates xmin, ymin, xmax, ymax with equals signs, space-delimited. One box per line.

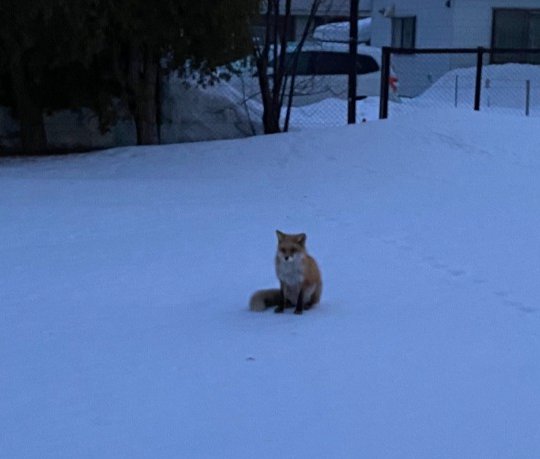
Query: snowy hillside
xmin=1 ymin=110 xmax=539 ymax=458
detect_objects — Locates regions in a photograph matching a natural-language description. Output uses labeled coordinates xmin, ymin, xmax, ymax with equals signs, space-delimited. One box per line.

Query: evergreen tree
xmin=0 ymin=1 xmax=259 ymax=153
xmin=0 ymin=0 xmax=111 ymax=153
xmin=0 ymin=1 xmax=52 ymax=153
xmin=100 ymin=0 xmax=259 ymax=145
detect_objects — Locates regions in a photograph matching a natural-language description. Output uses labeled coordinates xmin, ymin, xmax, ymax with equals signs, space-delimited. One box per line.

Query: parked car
xmin=233 ymin=41 xmax=399 ymax=107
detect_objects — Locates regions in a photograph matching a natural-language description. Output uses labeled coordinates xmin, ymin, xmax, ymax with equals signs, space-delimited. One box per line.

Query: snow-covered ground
xmin=1 ymin=110 xmax=539 ymax=458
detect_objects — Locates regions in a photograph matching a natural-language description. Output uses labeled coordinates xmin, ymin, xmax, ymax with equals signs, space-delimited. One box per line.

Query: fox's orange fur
xmin=249 ymin=230 xmax=322 ymax=315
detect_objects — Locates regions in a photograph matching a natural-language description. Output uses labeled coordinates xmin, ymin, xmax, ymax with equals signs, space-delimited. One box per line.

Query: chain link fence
xmin=380 ymin=47 xmax=540 ymax=120
xmin=5 ymin=45 xmax=539 ymax=154
xmin=231 ymin=42 xmax=379 ymax=132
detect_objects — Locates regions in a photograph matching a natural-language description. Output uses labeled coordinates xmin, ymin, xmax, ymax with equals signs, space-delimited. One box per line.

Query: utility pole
xmin=348 ymin=0 xmax=359 ymax=124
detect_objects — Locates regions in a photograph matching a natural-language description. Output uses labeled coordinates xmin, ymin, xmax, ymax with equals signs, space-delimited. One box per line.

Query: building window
xmin=492 ymin=9 xmax=540 ymax=63
xmin=392 ymin=17 xmax=416 ymax=48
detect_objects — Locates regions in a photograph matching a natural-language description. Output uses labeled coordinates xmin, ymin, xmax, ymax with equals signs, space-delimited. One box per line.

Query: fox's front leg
xmin=274 ymin=283 xmax=286 ymax=313
xmin=294 ymin=290 xmax=304 ymax=315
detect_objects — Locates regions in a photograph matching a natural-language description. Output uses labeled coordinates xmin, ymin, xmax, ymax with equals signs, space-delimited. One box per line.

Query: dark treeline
xmin=0 ymin=0 xmax=258 ymax=154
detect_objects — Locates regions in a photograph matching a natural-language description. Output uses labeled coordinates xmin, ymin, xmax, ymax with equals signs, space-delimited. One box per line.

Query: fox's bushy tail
xmin=249 ymin=289 xmax=282 ymax=311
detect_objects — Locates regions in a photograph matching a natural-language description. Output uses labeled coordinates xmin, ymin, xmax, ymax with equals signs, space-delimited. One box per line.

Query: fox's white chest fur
xmin=275 ymin=253 xmax=305 ymax=286
xmin=275 ymin=252 xmax=305 ymax=304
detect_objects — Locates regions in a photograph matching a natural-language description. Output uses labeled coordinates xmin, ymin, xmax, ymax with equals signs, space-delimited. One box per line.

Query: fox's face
xmin=276 ymin=230 xmax=307 ymax=263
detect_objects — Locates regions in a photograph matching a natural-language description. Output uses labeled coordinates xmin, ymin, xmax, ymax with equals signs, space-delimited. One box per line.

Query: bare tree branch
xmin=254 ymin=0 xmax=323 ymax=134
xmin=283 ymin=0 xmax=323 ymax=131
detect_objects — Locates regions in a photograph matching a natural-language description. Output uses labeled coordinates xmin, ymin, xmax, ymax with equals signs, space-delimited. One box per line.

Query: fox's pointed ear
xmin=276 ymin=230 xmax=285 ymax=242
xmin=297 ymin=233 xmax=307 ymax=246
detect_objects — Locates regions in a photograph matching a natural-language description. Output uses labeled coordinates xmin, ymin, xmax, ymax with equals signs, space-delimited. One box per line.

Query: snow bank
xmin=313 ymin=18 xmax=372 ymax=44
xmin=160 ymin=72 xmax=263 ymax=143
xmin=412 ymin=63 xmax=540 ymax=115
xmin=0 ymin=75 xmax=263 ymax=153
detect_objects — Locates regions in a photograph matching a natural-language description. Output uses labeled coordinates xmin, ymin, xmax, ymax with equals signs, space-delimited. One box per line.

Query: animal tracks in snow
xmin=379 ymin=235 xmax=536 ymax=315
xmin=495 ymin=290 xmax=537 ymax=315
xmin=421 ymin=255 xmax=467 ymax=279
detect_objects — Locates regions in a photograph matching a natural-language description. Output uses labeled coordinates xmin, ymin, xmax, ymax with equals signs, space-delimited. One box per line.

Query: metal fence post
xmin=379 ymin=47 xmax=391 ymax=119
xmin=348 ymin=0 xmax=359 ymax=124
xmin=525 ymin=80 xmax=531 ymax=117
xmin=474 ymin=47 xmax=484 ymax=111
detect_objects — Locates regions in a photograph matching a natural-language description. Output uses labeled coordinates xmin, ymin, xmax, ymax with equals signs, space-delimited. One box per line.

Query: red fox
xmin=249 ymin=230 xmax=322 ymax=315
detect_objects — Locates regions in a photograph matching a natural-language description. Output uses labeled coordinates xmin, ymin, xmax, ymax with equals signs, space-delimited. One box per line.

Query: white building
xmin=293 ymin=0 xmax=372 ymax=39
xmin=253 ymin=0 xmax=373 ymax=43
xmin=369 ymin=0 xmax=540 ymax=96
